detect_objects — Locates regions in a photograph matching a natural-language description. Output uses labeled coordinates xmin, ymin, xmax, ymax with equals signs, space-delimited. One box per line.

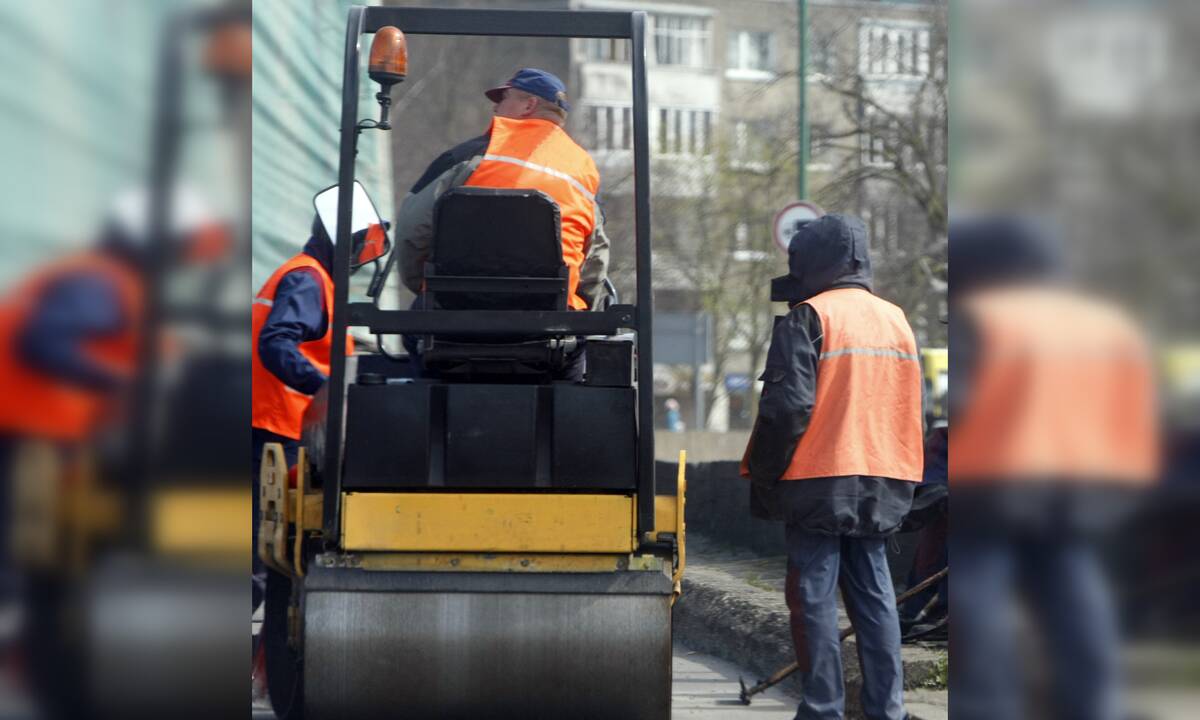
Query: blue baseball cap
xmin=485 ymin=68 xmax=571 ymax=112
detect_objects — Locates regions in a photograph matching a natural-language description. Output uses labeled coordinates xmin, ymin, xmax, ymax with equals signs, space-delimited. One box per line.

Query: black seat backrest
xmin=430 ymin=187 xmax=564 ymax=311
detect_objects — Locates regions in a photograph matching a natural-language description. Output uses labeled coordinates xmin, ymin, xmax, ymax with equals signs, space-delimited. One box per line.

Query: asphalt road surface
xmin=250 ymin=645 xmax=800 ymax=719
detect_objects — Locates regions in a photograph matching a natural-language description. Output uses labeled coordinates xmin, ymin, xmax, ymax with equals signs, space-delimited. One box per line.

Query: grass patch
xmin=918 ymin=654 xmax=948 ymax=689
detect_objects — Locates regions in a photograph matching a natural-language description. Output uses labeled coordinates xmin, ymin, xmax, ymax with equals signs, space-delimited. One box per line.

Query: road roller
xmin=257 ymin=7 xmax=684 ymax=719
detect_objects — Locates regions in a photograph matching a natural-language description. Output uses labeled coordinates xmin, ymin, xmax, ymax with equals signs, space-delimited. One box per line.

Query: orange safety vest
xmin=950 ymin=286 xmax=1158 ymax=485
xmin=775 ymin=287 xmax=924 ymax=482
xmin=0 ymin=252 xmax=142 ymax=441
xmin=463 ymin=116 xmax=600 ymax=310
xmin=251 ymin=254 xmax=353 ymax=440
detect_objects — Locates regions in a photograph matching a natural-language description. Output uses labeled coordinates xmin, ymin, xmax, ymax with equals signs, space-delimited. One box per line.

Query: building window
xmin=653 ymin=106 xmax=714 ymax=156
xmin=652 ymin=13 xmax=711 ymax=68
xmin=860 ymin=21 xmax=931 ymax=78
xmin=580 ymin=103 xmax=633 ymax=151
xmin=809 ymin=30 xmax=836 ymax=76
xmin=582 ymin=37 xmax=631 ymax=63
xmin=727 ymin=30 xmax=774 ymax=77
xmin=862 ymin=114 xmax=898 ymax=166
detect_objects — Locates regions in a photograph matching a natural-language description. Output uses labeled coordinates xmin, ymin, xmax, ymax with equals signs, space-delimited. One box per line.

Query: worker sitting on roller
xmin=742 ymin=214 xmax=922 ymax=720
xmin=395 ymin=67 xmax=611 ymax=319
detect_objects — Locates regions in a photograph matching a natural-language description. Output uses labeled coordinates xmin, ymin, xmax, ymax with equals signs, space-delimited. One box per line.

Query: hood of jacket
xmin=770 ymin=213 xmax=873 ymax=304
xmin=949 ymin=215 xmax=1064 ymax=299
xmin=302 ymin=214 xmax=334 ymax=275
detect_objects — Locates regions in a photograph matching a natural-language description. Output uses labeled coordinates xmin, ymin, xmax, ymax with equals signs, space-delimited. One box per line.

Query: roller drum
xmin=302 ymin=567 xmax=673 ymax=720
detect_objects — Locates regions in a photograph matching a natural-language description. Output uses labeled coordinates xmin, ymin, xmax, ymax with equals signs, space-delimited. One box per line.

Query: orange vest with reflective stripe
xmin=0 ymin=252 xmax=142 ymax=441
xmin=463 ymin=116 xmax=600 ymax=310
xmin=950 ymin=287 xmax=1158 ymax=485
xmin=251 ymin=254 xmax=353 ymax=440
xmin=781 ymin=288 xmax=924 ymax=482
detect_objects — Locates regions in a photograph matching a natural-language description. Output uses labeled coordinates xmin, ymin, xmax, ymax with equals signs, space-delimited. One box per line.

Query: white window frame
xmin=650 ymin=12 xmax=712 ymax=68
xmin=726 ymin=30 xmax=775 ymax=80
xmin=858 ymin=19 xmax=932 ymax=80
xmin=580 ymin=36 xmax=631 ymax=63
xmin=579 ymin=102 xmax=634 ymax=152
xmin=652 ymin=105 xmax=716 ymax=157
xmin=861 ymin=111 xmax=897 ymax=168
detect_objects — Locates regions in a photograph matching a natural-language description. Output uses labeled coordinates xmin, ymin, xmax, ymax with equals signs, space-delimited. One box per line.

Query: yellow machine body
xmin=341 ymin=492 xmax=636 ymax=553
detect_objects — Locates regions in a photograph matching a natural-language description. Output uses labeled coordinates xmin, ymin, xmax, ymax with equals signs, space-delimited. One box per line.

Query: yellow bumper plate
xmin=341 ymin=492 xmax=636 ymax=553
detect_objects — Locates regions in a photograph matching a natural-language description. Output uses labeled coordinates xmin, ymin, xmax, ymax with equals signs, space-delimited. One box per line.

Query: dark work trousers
xmin=401 ymin=294 xmax=586 ymax=381
xmin=950 ymin=534 xmax=1120 ymax=720
xmin=251 ymin=428 xmax=297 ymax=614
xmin=784 ymin=525 xmax=906 ymax=720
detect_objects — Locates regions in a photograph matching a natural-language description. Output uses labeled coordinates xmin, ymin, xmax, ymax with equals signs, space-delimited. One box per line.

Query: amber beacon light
xmin=363 ymin=26 xmax=407 ymax=130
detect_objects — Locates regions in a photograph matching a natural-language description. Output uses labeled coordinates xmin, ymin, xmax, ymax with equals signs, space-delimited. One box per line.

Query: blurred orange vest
xmin=464 ymin=116 xmax=600 ymax=310
xmin=950 ymin=286 xmax=1158 ymax=485
xmin=0 ymin=252 xmax=142 ymax=441
xmin=251 ymin=254 xmax=353 ymax=440
xmin=780 ymin=288 xmax=924 ymax=482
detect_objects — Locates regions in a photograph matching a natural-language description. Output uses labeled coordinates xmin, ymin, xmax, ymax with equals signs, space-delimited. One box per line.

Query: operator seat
xmin=420 ymin=187 xmax=575 ymax=378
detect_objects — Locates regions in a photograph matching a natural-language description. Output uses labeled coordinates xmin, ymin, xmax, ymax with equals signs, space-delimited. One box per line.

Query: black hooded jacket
xmin=255 ymin=220 xmax=335 ymax=398
xmin=746 ymin=214 xmax=917 ymax=537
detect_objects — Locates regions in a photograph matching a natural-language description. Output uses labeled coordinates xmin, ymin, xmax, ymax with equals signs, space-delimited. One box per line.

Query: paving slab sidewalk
xmin=674 ymin=536 xmax=948 ymax=720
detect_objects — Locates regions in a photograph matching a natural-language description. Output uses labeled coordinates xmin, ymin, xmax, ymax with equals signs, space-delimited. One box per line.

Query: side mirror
xmin=365 ymin=26 xmax=408 ymax=130
xmin=312 ymin=182 xmax=391 ymax=269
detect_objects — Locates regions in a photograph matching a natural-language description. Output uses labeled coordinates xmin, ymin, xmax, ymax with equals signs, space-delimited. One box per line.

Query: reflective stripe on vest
xmin=949 ymin=287 xmax=1158 ymax=485
xmin=0 ymin=252 xmax=142 ymax=441
xmin=781 ymin=287 xmax=924 ymax=482
xmin=251 ymin=253 xmax=353 ymax=440
xmin=464 ymin=116 xmax=600 ymax=310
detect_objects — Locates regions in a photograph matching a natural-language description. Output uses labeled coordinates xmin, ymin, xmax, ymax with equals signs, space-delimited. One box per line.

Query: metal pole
xmin=323 ymin=5 xmax=366 ymax=540
xmin=797 ymin=0 xmax=809 ymax=200
xmin=631 ymin=11 xmax=656 ymax=540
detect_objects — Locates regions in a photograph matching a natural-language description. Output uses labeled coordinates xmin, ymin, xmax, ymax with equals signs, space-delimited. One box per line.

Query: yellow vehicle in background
xmin=922 ymin=347 xmax=949 ymax=427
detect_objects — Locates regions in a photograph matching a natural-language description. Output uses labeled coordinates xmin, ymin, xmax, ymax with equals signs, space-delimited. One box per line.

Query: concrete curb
xmin=673 ymin=557 xmax=947 ymax=720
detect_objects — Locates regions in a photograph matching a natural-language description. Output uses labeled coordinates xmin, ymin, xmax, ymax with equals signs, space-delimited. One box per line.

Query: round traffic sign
xmin=772 ymin=201 xmax=824 ymax=254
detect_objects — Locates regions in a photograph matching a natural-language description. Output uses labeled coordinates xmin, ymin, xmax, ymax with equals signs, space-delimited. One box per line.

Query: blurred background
xmin=952 ymin=0 xmax=1200 ymax=718
xmin=0 ymin=1 xmax=249 ymax=717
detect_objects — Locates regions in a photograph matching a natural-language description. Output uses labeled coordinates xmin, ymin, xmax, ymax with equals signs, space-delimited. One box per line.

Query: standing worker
xmin=742 ymin=214 xmax=922 ymax=720
xmin=395 ymin=67 xmax=611 ymax=315
xmin=251 ymin=214 xmax=387 ymax=604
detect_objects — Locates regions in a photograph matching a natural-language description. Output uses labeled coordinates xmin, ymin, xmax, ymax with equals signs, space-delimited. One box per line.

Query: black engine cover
xmin=342 ymin=381 xmax=635 ymax=491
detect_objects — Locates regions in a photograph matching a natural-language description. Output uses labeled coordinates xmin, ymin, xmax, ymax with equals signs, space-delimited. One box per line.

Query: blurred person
xmin=742 ymin=214 xmax=923 ymax=720
xmin=394 ymin=68 xmax=611 ymax=377
xmin=664 ymin=397 xmax=685 ymax=433
xmin=948 ymin=217 xmax=1159 ymax=720
xmin=0 ymin=183 xmax=218 ymax=482
xmin=0 ymin=185 xmax=220 ymax=684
